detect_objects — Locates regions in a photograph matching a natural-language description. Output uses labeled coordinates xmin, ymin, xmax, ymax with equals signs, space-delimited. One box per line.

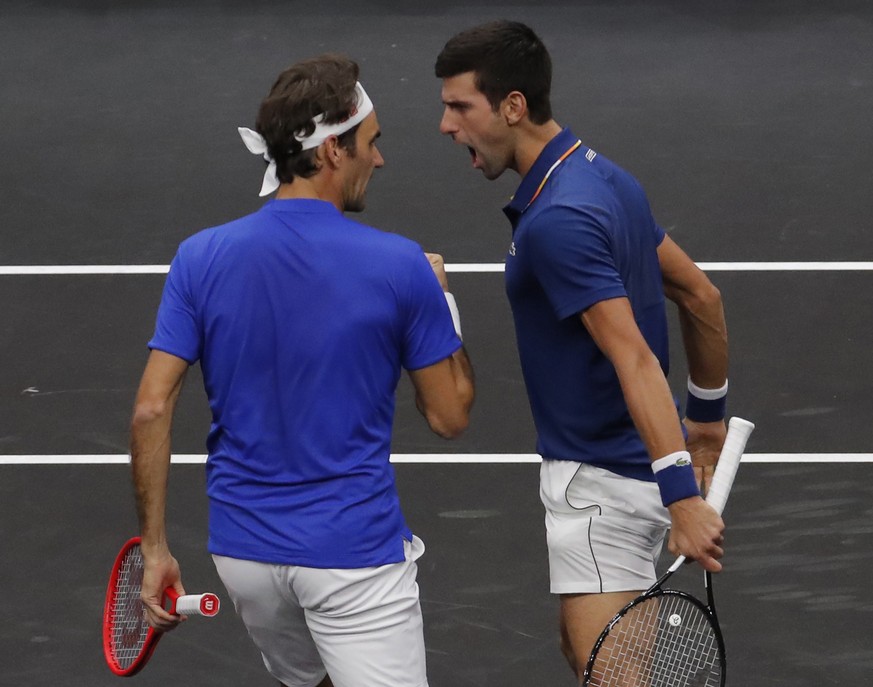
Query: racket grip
xmin=666 ymin=416 xmax=755 ymax=574
xmin=705 ymin=416 xmax=755 ymax=515
xmin=165 ymin=589 xmax=221 ymax=617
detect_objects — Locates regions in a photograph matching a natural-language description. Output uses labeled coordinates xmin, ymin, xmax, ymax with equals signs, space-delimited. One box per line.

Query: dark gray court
xmin=2 ymin=1 xmax=873 ymax=685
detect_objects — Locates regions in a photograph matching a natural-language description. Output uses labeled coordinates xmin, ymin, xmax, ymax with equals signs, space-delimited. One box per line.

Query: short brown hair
xmin=255 ymin=54 xmax=361 ymax=182
xmin=435 ymin=21 xmax=553 ymax=125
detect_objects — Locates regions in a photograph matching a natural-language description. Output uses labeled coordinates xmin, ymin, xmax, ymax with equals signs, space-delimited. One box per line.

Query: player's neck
xmin=275 ymin=174 xmax=343 ymax=212
xmin=513 ymin=120 xmax=564 ymax=178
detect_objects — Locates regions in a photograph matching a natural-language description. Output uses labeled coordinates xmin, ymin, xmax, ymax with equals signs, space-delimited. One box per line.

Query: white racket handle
xmin=171 ymin=592 xmax=221 ymax=617
xmin=669 ymin=416 xmax=755 ymax=572
xmin=705 ymin=416 xmax=755 ymax=515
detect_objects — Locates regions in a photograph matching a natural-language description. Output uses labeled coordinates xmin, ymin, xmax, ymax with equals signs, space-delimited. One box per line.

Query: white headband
xmin=238 ymin=82 xmax=374 ymax=197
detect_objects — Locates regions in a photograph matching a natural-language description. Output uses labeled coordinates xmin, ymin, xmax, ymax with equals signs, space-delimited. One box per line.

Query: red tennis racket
xmin=102 ymin=536 xmax=220 ymax=677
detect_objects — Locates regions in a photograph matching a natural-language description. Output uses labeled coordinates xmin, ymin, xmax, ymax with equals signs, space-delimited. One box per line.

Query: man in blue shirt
xmin=435 ymin=21 xmax=729 ymax=680
xmin=131 ymin=54 xmax=474 ymax=687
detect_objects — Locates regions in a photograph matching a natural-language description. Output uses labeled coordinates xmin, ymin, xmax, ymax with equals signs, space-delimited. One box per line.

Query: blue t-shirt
xmin=149 ymin=198 xmax=461 ymax=567
xmin=504 ymin=128 xmax=675 ymax=482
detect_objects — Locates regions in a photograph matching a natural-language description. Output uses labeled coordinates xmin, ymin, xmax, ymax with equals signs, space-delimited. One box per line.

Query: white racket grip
xmin=705 ymin=417 xmax=755 ymax=515
xmin=173 ymin=593 xmax=220 ymax=617
xmin=667 ymin=416 xmax=755 ymax=573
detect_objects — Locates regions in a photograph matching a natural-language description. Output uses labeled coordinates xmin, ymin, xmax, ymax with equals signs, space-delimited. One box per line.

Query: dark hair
xmin=255 ymin=54 xmax=360 ymax=182
xmin=434 ymin=20 xmax=553 ymax=125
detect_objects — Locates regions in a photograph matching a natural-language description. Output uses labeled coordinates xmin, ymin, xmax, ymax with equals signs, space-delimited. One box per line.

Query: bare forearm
xmin=409 ymin=345 xmax=475 ymax=439
xmin=449 ymin=345 xmax=475 ymax=413
xmin=130 ymin=410 xmax=173 ymax=549
xmin=580 ymin=298 xmax=684 ymax=461
xmin=129 ymin=352 xmax=187 ymax=549
xmin=675 ymin=286 xmax=728 ymax=388
xmin=132 ymin=417 xmax=186 ymax=630
xmin=658 ymin=237 xmax=728 ymax=388
xmin=615 ymin=352 xmax=685 ymax=462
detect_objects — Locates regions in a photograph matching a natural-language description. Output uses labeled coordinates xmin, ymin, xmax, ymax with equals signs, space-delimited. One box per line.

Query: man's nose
xmin=439 ymin=108 xmax=457 ymax=136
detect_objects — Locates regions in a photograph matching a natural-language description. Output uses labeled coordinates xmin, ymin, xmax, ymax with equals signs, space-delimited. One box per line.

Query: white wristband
xmin=687 ymin=377 xmax=728 ymax=400
xmin=651 ymin=450 xmax=692 ymax=474
xmin=444 ymin=292 xmax=462 ymax=339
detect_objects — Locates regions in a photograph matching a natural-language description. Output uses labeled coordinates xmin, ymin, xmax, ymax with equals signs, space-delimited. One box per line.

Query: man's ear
xmin=321 ymin=135 xmax=343 ymax=168
xmin=503 ymin=91 xmax=528 ymax=126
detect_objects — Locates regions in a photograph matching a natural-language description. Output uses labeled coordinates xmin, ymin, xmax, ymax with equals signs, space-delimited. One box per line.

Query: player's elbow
xmin=697 ymin=281 xmax=723 ymax=310
xmin=427 ymin=409 xmax=470 ymax=439
xmin=424 ymin=390 xmax=473 ymax=438
xmin=130 ymin=398 xmax=171 ymax=430
xmin=411 ymin=359 xmax=475 ymax=438
xmin=681 ymin=279 xmax=722 ymax=315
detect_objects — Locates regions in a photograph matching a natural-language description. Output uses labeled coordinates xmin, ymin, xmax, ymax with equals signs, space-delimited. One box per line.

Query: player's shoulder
xmin=564 ymin=144 xmax=644 ymax=190
xmin=183 ymin=208 xmax=269 ymax=245
xmin=341 ymin=215 xmax=424 ymax=257
xmin=547 ymin=147 xmax=647 ymax=216
xmin=176 ymin=209 xmax=264 ymax=255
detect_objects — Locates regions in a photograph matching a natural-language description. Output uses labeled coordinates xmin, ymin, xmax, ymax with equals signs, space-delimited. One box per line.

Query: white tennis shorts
xmin=540 ymin=460 xmax=671 ymax=595
xmin=213 ymin=536 xmax=428 ymax=687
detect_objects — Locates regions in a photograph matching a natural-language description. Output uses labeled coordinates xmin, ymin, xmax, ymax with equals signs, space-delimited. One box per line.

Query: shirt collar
xmin=503 ymin=127 xmax=579 ymax=227
xmin=266 ymin=198 xmax=340 ymax=214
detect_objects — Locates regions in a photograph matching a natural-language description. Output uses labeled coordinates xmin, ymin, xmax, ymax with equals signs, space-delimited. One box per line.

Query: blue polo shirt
xmin=149 ymin=199 xmax=461 ymax=567
xmin=504 ymin=128 xmax=676 ymax=482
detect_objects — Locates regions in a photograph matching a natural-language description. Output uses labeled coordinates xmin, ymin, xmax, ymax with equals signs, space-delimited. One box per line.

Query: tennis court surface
xmin=2 ymin=1 xmax=872 ymax=684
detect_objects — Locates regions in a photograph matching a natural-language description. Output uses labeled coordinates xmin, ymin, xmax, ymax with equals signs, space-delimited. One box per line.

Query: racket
xmin=582 ymin=416 xmax=755 ymax=687
xmin=102 ymin=536 xmax=220 ymax=677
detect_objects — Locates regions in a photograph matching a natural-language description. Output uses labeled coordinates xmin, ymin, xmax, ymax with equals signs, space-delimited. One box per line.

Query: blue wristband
xmin=685 ymin=377 xmax=728 ymax=423
xmin=652 ymin=451 xmax=700 ymax=507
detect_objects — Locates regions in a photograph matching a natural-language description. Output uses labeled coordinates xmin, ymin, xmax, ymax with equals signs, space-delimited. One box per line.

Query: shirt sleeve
xmin=399 ymin=249 xmax=463 ymax=371
xmin=526 ymin=204 xmax=627 ymax=321
xmin=147 ymin=246 xmax=202 ymax=364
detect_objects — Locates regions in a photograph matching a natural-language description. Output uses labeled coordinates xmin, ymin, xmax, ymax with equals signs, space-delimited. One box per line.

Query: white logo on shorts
xmin=509 ymin=241 xmax=516 ymax=257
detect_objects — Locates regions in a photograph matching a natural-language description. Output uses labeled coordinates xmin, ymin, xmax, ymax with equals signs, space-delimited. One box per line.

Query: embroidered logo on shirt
xmin=509 ymin=241 xmax=516 ymax=257
xmin=585 ymin=149 xmax=597 ymax=162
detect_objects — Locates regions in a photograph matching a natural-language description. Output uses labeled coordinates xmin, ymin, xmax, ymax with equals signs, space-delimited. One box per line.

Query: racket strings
xmin=590 ymin=594 xmax=721 ymax=687
xmin=649 ymin=596 xmax=720 ymax=686
xmin=109 ymin=545 xmax=150 ymax=668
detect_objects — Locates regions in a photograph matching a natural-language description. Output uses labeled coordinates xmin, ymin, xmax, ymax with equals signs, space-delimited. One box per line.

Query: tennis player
xmin=130 ymin=54 xmax=474 ymax=687
xmin=435 ymin=21 xmax=729 ymax=681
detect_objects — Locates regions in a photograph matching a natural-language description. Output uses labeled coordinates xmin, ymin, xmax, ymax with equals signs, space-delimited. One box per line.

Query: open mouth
xmin=467 ymin=146 xmax=480 ymax=168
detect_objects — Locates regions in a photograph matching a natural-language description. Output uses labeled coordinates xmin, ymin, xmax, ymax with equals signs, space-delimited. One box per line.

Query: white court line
xmin=696 ymin=262 xmax=873 ymax=272
xmin=3 ymin=262 xmax=873 ymax=275
xmin=0 ymin=265 xmax=170 ymax=275
xmin=1 ymin=454 xmax=871 ymax=465
xmin=445 ymin=262 xmax=873 ymax=273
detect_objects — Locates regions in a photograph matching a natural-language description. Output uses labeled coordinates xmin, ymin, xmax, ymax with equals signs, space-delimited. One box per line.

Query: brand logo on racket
xmin=199 ymin=594 xmax=220 ymax=616
xmin=668 ymin=613 xmax=683 ymax=627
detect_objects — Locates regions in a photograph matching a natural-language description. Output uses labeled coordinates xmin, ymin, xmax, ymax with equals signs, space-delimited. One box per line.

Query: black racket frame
xmin=582 ymin=569 xmax=727 ymax=687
